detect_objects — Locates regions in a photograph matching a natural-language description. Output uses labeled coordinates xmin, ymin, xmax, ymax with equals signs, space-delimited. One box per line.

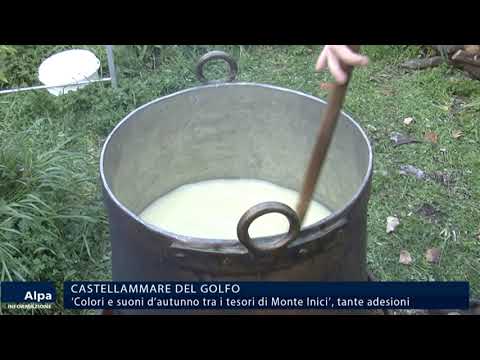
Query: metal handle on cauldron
xmin=237 ymin=202 xmax=301 ymax=256
xmin=237 ymin=45 xmax=361 ymax=257
xmin=196 ymin=51 xmax=238 ymax=84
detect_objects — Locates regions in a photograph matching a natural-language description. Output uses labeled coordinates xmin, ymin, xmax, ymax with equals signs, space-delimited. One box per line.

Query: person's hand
xmin=315 ymin=45 xmax=369 ymax=84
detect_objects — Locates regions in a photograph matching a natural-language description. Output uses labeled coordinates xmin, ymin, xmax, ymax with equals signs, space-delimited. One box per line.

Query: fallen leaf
xmin=425 ymin=248 xmax=441 ymax=264
xmin=452 ymin=129 xmax=463 ymax=139
xmin=390 ymin=132 xmax=419 ymax=146
xmin=399 ymin=165 xmax=426 ymax=180
xmin=399 ymin=250 xmax=412 ymax=265
xmin=403 ymin=117 xmax=414 ymax=125
xmin=424 ymin=131 xmax=438 ymax=144
xmin=386 ymin=216 xmax=400 ymax=233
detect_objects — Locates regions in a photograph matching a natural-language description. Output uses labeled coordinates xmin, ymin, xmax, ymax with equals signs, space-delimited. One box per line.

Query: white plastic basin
xmin=38 ymin=49 xmax=100 ymax=96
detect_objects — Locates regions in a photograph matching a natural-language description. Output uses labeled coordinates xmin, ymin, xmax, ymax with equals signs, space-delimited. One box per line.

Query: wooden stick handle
xmin=296 ymin=45 xmax=361 ymax=224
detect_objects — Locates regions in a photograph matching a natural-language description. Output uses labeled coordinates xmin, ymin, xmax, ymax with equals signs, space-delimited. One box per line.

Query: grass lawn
xmin=0 ymin=45 xmax=479 ymax=315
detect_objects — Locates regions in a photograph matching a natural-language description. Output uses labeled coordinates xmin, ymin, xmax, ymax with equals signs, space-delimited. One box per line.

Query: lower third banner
xmin=63 ymin=281 xmax=469 ymax=310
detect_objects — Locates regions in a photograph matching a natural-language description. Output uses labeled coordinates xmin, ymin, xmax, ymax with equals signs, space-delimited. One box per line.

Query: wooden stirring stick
xmin=296 ymin=45 xmax=361 ymax=224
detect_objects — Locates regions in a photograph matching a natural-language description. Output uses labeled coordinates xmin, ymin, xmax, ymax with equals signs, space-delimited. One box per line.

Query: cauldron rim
xmin=100 ymin=82 xmax=373 ymax=253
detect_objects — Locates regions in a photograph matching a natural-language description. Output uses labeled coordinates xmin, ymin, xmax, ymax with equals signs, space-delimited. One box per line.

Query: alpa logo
xmin=24 ymin=291 xmax=53 ymax=302
xmin=1 ymin=282 xmax=56 ymax=304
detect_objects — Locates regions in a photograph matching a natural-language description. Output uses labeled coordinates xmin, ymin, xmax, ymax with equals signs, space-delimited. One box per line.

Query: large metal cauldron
xmin=100 ymin=51 xmax=373 ymax=315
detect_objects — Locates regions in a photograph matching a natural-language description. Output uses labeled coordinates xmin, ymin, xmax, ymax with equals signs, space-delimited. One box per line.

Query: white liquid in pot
xmin=139 ymin=179 xmax=332 ymax=239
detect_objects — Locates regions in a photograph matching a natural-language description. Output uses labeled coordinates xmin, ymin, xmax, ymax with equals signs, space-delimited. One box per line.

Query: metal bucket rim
xmin=100 ymin=82 xmax=373 ymax=251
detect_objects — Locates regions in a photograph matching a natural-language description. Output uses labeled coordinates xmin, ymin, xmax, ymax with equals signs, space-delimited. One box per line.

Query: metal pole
xmin=105 ymin=45 xmax=118 ymax=88
xmin=0 ymin=78 xmax=112 ymax=95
